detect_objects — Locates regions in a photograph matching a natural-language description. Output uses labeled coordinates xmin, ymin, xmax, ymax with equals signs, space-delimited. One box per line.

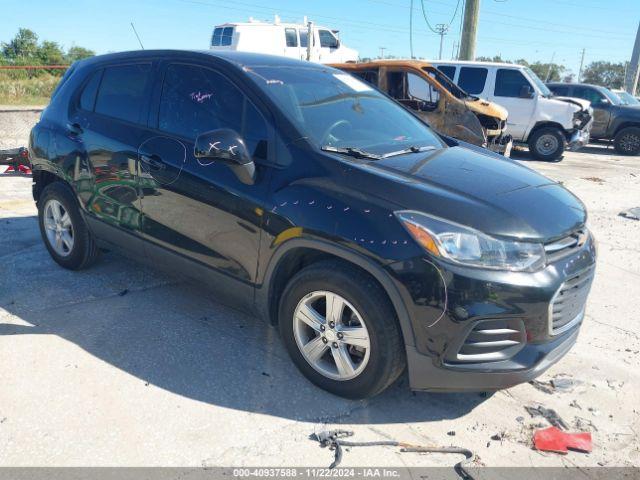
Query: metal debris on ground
xmin=524 ymin=405 xmax=569 ymax=430
xmin=533 ymin=426 xmax=592 ymax=454
xmin=311 ymin=430 xmax=475 ymax=480
xmin=619 ymin=207 xmax=640 ymax=220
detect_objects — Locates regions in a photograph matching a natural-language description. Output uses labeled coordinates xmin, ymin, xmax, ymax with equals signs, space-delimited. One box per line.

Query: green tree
xmin=582 ymin=61 xmax=626 ymax=88
xmin=1 ymin=28 xmax=39 ymax=61
xmin=66 ymin=46 xmax=95 ymax=62
xmin=38 ymin=40 xmax=65 ymax=65
xmin=527 ymin=61 xmax=565 ymax=82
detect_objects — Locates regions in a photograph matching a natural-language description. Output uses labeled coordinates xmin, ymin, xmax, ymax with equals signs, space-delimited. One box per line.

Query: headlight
xmin=395 ymin=210 xmax=546 ymax=272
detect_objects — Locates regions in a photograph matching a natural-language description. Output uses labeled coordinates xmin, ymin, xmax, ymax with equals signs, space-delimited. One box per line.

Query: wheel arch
xmin=258 ymin=239 xmax=416 ymax=348
xmin=526 ymin=121 xmax=567 ymax=142
xmin=613 ymin=121 xmax=640 ymax=137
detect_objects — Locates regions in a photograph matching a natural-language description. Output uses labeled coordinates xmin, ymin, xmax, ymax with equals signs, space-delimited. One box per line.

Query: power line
xmin=419 ymin=0 xmax=461 ymax=34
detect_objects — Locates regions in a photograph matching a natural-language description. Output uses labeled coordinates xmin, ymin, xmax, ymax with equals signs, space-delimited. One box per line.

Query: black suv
xmin=30 ymin=51 xmax=596 ymax=398
xmin=547 ymin=82 xmax=640 ymax=155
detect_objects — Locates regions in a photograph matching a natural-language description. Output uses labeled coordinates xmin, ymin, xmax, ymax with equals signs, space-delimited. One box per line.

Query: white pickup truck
xmin=432 ymin=61 xmax=593 ymax=161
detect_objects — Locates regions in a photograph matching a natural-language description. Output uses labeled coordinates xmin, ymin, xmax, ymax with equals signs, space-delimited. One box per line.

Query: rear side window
xmin=438 ymin=65 xmax=456 ymax=81
xmin=549 ymin=85 xmax=569 ymax=96
xmin=494 ymin=69 xmax=532 ymax=97
xmin=285 ymin=28 xmax=298 ymax=47
xmin=299 ymin=30 xmax=314 ymax=48
xmin=94 ymin=64 xmax=151 ymax=123
xmin=79 ymin=69 xmax=102 ymax=111
xmin=458 ymin=67 xmax=487 ymax=94
xmin=212 ymin=27 xmax=234 ymax=46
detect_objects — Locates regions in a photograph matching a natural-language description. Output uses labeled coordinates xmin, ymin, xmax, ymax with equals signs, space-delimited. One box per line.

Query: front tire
xmin=614 ymin=127 xmax=640 ymax=155
xmin=38 ymin=182 xmax=100 ymax=270
xmin=279 ymin=261 xmax=405 ymax=399
xmin=528 ymin=127 xmax=565 ymax=161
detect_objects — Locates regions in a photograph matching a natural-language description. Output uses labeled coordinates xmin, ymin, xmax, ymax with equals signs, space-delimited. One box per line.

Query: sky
xmin=1 ymin=0 xmax=639 ymax=76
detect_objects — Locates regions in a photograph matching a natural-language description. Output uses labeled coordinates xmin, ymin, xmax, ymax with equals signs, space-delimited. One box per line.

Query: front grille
xmin=452 ymin=318 xmax=526 ymax=363
xmin=549 ymin=265 xmax=595 ymax=336
xmin=544 ymin=229 xmax=588 ymax=263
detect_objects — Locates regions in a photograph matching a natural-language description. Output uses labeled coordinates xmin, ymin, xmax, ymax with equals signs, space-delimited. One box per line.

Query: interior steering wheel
xmin=321 ymin=120 xmax=352 ymax=145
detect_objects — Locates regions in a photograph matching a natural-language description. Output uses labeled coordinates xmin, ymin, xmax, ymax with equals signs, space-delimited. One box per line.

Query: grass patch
xmin=0 ymin=73 xmax=60 ymax=105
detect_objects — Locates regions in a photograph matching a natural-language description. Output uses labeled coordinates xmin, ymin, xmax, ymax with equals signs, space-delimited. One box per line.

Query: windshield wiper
xmin=320 ymin=145 xmax=381 ymax=159
xmin=321 ymin=144 xmax=436 ymax=160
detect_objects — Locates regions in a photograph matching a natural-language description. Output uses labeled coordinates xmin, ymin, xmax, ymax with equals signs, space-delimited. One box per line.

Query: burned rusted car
xmin=332 ymin=60 xmax=512 ymax=155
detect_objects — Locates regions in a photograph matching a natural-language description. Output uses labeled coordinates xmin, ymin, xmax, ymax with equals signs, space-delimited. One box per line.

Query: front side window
xmin=407 ymin=72 xmax=440 ymax=104
xmin=285 ymin=28 xmax=298 ymax=47
xmin=494 ymin=69 xmax=532 ymax=98
xmin=319 ymin=30 xmax=338 ymax=48
xmin=572 ymin=86 xmax=606 ymax=105
xmin=245 ymin=66 xmax=444 ymax=155
xmin=212 ymin=27 xmax=233 ymax=46
xmin=458 ymin=67 xmax=487 ymax=95
xmin=94 ymin=64 xmax=151 ymax=123
xmin=159 ymin=64 xmax=267 ymax=159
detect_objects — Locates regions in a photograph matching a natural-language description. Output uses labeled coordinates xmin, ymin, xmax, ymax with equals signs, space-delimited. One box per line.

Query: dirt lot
xmin=1 ymin=109 xmax=639 ymax=470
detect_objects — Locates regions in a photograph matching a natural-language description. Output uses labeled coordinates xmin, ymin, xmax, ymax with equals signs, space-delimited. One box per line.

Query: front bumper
xmin=567 ymin=125 xmax=591 ymax=151
xmin=487 ymin=133 xmax=513 ymax=157
xmin=389 ymin=232 xmax=596 ymax=392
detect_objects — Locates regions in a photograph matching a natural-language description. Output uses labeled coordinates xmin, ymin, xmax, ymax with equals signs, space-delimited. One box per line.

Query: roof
xmin=332 ymin=59 xmax=435 ymax=68
xmin=216 ymin=21 xmax=333 ymax=30
xmin=429 ymin=60 xmax=523 ymax=68
xmin=546 ymin=82 xmax=607 ymax=90
xmin=78 ymin=49 xmax=326 ymax=70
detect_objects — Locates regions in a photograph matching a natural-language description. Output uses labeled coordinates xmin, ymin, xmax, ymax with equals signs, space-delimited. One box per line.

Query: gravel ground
xmin=0 ymin=109 xmax=639 ymax=470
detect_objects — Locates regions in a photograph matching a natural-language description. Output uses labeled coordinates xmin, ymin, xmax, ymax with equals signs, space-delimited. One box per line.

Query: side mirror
xmin=194 ymin=128 xmax=256 ymax=185
xmin=519 ymin=85 xmax=534 ymax=99
xmin=597 ymin=98 xmax=611 ymax=106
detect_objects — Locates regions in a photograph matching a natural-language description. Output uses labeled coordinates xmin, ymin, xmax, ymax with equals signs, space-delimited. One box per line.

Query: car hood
xmin=355 ymin=146 xmax=586 ymax=241
xmin=552 ymin=96 xmax=591 ymax=111
xmin=463 ymin=98 xmax=508 ymax=121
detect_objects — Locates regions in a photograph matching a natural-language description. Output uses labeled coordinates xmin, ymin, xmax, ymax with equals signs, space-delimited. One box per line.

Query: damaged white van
xmin=210 ymin=16 xmax=359 ymax=64
xmin=433 ymin=61 xmax=593 ymax=161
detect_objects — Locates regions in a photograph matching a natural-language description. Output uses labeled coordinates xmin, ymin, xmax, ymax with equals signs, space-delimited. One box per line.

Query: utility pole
xmin=459 ymin=0 xmax=479 ymax=61
xmin=625 ymin=21 xmax=640 ymax=95
xmin=306 ymin=21 xmax=313 ymax=61
xmin=451 ymin=41 xmax=458 ymax=60
xmin=577 ymin=48 xmax=586 ymax=83
xmin=436 ymin=24 xmax=448 ymax=60
xmin=545 ymin=51 xmax=556 ymax=82
xmin=379 ymin=46 xmax=386 ymax=59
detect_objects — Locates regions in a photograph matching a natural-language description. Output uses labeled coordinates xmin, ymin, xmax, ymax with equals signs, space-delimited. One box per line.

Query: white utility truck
xmin=432 ymin=60 xmax=593 ymax=161
xmin=210 ymin=16 xmax=358 ymax=64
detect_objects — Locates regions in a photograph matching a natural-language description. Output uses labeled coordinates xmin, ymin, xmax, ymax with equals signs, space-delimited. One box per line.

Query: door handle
xmin=140 ymin=154 xmax=166 ymax=170
xmin=66 ymin=122 xmax=83 ymax=136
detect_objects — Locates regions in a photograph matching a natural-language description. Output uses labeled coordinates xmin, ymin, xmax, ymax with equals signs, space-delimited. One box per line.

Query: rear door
xmin=139 ymin=61 xmax=273 ymax=306
xmin=68 ymin=62 xmax=156 ymax=257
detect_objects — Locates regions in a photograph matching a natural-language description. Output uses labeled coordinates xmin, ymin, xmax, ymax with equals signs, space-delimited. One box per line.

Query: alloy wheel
xmin=293 ymin=290 xmax=371 ymax=381
xmin=43 ymin=199 xmax=74 ymax=257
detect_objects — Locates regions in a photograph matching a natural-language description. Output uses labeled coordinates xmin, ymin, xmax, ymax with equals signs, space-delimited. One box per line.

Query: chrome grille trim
xmin=544 ymin=229 xmax=588 ymax=263
xmin=549 ymin=265 xmax=595 ymax=336
xmin=454 ymin=318 xmax=526 ymax=363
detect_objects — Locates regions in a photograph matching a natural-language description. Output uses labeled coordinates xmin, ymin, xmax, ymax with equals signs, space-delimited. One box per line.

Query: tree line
xmin=1 ymin=28 xmax=94 ymax=68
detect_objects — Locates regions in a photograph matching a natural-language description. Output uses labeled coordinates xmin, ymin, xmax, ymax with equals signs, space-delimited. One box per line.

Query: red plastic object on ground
xmin=533 ymin=426 xmax=592 ymax=454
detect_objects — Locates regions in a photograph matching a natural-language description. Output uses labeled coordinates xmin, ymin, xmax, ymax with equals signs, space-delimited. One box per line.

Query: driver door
xmin=571 ymin=86 xmax=611 ymax=138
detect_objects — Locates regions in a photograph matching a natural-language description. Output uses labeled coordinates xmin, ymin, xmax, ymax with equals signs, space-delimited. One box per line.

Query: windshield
xmin=524 ymin=67 xmax=552 ymax=97
xmin=422 ymin=66 xmax=472 ymax=100
xmin=244 ymin=65 xmax=445 ymax=155
xmin=615 ymin=91 xmax=640 ymax=105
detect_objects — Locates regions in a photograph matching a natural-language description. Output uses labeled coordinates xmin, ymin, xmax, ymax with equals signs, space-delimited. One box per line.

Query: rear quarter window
xmin=458 ymin=67 xmax=487 ymax=95
xmin=79 ymin=69 xmax=103 ymax=111
xmin=94 ymin=64 xmax=151 ymax=124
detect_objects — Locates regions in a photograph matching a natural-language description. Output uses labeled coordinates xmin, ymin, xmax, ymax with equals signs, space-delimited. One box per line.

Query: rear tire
xmin=614 ymin=127 xmax=640 ymax=155
xmin=38 ymin=182 xmax=100 ymax=270
xmin=528 ymin=127 xmax=565 ymax=161
xmin=278 ymin=260 xmax=405 ymax=399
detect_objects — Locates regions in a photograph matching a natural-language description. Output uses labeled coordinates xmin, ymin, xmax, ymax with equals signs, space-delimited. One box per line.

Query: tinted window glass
xmin=243 ymin=100 xmax=268 ymax=159
xmin=159 ymin=64 xmax=243 ymax=140
xmin=573 ymin=86 xmax=605 ymax=105
xmin=352 ymin=70 xmax=378 ymax=86
xmin=94 ymin=64 xmax=150 ymax=123
xmin=79 ymin=69 xmax=102 ymax=111
xmin=285 ymin=28 xmax=298 ymax=47
xmin=438 ymin=65 xmax=456 ymax=81
xmin=548 ymin=84 xmax=569 ymax=96
xmin=458 ymin=67 xmax=487 ymax=94
xmin=494 ymin=68 xmax=532 ymax=97
xmin=319 ymin=30 xmax=338 ymax=48
xmin=212 ymin=27 xmax=233 ymax=46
